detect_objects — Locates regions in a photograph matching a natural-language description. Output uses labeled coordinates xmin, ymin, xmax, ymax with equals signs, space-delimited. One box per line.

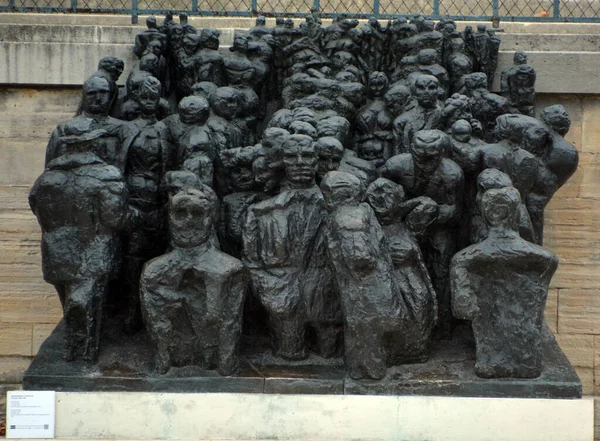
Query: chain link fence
xmin=1 ymin=0 xmax=600 ymax=22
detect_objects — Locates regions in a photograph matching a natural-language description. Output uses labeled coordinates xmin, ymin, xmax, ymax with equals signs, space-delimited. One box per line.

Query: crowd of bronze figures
xmin=29 ymin=12 xmax=577 ymax=381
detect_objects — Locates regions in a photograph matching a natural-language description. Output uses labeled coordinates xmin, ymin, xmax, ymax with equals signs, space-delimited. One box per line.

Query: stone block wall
xmin=0 ymin=15 xmax=599 ymax=438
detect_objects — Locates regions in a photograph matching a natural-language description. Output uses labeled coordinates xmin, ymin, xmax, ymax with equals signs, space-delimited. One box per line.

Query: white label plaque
xmin=6 ymin=391 xmax=56 ymax=439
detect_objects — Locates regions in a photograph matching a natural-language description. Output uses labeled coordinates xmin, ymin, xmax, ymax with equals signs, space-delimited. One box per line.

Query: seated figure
xmin=450 ymin=186 xmax=558 ymax=378
xmin=140 ymin=189 xmax=247 ymax=375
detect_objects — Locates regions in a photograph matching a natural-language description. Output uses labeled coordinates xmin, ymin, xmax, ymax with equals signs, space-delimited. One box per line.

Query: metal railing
xmin=1 ymin=0 xmax=600 ymax=23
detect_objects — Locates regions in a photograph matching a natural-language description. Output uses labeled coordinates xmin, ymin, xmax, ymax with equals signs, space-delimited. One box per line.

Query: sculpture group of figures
xmin=29 ymin=12 xmax=578 ymax=381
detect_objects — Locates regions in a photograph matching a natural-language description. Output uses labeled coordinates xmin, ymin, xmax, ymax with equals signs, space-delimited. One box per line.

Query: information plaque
xmin=6 ymin=391 xmax=55 ymax=439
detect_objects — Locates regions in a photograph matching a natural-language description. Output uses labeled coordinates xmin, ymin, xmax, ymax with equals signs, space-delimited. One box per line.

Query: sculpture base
xmin=23 ymin=320 xmax=582 ymax=398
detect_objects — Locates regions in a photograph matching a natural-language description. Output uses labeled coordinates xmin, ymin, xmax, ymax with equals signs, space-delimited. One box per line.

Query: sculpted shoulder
xmin=204 ymin=249 xmax=246 ymax=276
xmin=380 ymin=153 xmax=413 ymax=182
xmin=439 ymin=157 xmax=464 ymax=181
xmin=141 ymin=252 xmax=179 ymax=282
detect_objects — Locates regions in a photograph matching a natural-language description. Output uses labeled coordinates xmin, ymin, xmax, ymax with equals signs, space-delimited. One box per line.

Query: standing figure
xmin=141 ymin=189 xmax=247 ymax=375
xmin=506 ymin=64 xmax=536 ymax=117
xmin=451 ymin=187 xmax=558 ymax=378
xmin=470 ymin=168 xmax=534 ymax=245
xmin=354 ymin=71 xmax=394 ymax=165
xmin=84 ymin=56 xmax=125 ymax=117
xmin=463 ymin=72 xmax=515 ymax=142
xmin=539 ymin=104 xmax=579 ymax=190
xmin=207 ymin=87 xmax=246 ymax=155
xmin=46 ymin=77 xmax=137 ymax=172
xmin=446 ymin=38 xmax=473 ymax=95
xmin=483 ymin=29 xmax=501 ymax=89
xmin=219 ymin=146 xmax=266 ymax=258
xmin=381 ymin=130 xmax=464 ymax=338
xmin=472 ymin=24 xmax=489 ymax=72
xmin=134 ymin=16 xmax=167 ymax=59
xmin=197 ymin=29 xmax=225 ymax=86
xmin=315 ymin=136 xmax=345 ymax=184
xmin=358 ymin=18 xmax=387 ymax=72
xmin=449 ymin=119 xmax=484 ymax=248
xmin=481 ymin=114 xmax=540 ymax=214
xmin=225 ymin=34 xmax=260 ymax=144
xmin=242 ymin=135 xmax=341 ymax=360
xmin=163 ymin=95 xmax=213 ymax=173
xmin=249 ymin=16 xmax=271 ymax=39
xmin=122 ymin=76 xmax=170 ymax=331
xmin=501 ymin=51 xmax=528 ymax=95
xmin=29 ymin=152 xmax=128 ymax=361
xmin=175 ymin=33 xmax=201 ymax=100
xmin=392 ymin=75 xmax=442 ymax=155
xmin=321 ymin=171 xmax=396 ymax=380
xmin=366 ymin=178 xmax=438 ymax=363
xmin=416 ymin=49 xmax=449 ymax=97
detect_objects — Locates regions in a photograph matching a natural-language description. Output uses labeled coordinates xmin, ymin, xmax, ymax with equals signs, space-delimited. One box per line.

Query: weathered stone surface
xmin=559 ymin=289 xmax=600 ymax=334
xmin=0 ymin=323 xmax=32 ymax=357
xmin=555 ymin=333 xmax=594 ymax=368
xmin=577 ymin=366 xmax=594 ymax=395
xmin=0 ymin=356 xmax=31 ymax=383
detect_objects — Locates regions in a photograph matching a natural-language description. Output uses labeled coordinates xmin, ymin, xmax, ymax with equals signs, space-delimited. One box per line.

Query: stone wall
xmin=0 ymin=15 xmax=599 ymax=437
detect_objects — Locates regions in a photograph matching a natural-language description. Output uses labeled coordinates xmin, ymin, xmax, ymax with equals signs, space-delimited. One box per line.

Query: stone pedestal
xmin=24 ymin=320 xmax=582 ymax=398
xmin=8 ymin=392 xmax=595 ymax=441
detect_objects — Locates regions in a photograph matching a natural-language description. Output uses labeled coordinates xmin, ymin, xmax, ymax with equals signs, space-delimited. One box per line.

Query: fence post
xmin=131 ymin=0 xmax=138 ymax=25
xmin=553 ymin=0 xmax=560 ymax=18
xmin=373 ymin=0 xmax=379 ymax=15
xmin=313 ymin=0 xmax=320 ymax=15
xmin=251 ymin=0 xmax=257 ymax=14
xmin=432 ymin=0 xmax=439 ymax=16
xmin=70 ymin=0 xmax=76 ymax=12
xmin=8 ymin=0 xmax=15 ymax=11
xmin=492 ymin=0 xmax=499 ymax=27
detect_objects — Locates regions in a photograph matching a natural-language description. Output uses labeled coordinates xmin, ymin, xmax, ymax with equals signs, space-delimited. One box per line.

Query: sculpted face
xmin=148 ymin=40 xmax=163 ymax=57
xmin=417 ymin=49 xmax=437 ymax=66
xmin=366 ymin=178 xmax=403 ymax=219
xmin=169 ymin=190 xmax=213 ymax=248
xmin=283 ymin=134 xmax=317 ymax=187
xmin=514 ymin=51 xmax=527 ymax=65
xmin=452 ymin=119 xmax=472 ymax=143
xmin=136 ymin=78 xmax=161 ymax=115
xmin=321 ymin=171 xmax=362 ymax=207
xmin=411 ymin=130 xmax=447 ymax=174
xmin=82 ymin=77 xmax=111 ymax=116
xmin=234 ymin=34 xmax=249 ymax=52
xmin=412 ymin=75 xmax=439 ymax=108
xmin=179 ymin=96 xmax=210 ymax=125
xmin=317 ymin=116 xmax=350 ymax=142
xmin=210 ymin=87 xmax=240 ymax=120
xmin=384 ymin=84 xmax=411 ymax=117
xmin=183 ymin=35 xmax=199 ymax=55
xmin=540 ymin=105 xmax=571 ymax=136
xmin=316 ymin=137 xmax=344 ymax=180
xmin=231 ymin=166 xmax=254 ymax=191
xmin=368 ymin=72 xmax=388 ymax=98
xmin=481 ymin=187 xmax=521 ymax=230
xmin=200 ymin=29 xmax=221 ymax=50
xmin=137 ymin=89 xmax=159 ymax=115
